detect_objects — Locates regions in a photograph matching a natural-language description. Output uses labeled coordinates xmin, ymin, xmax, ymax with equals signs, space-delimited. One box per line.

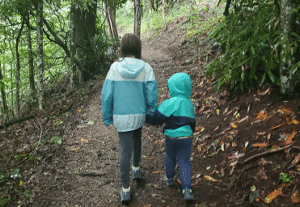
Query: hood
xmin=118 ymin=58 xmax=145 ymax=79
xmin=167 ymin=73 xmax=192 ymax=99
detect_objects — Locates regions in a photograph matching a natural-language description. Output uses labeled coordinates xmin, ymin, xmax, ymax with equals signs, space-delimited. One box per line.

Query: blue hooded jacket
xmin=146 ymin=73 xmax=195 ymax=137
xmin=101 ymin=58 xmax=158 ymax=132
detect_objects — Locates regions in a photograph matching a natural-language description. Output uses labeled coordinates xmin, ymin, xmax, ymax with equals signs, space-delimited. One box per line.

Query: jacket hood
xmin=118 ymin=57 xmax=145 ymax=78
xmin=167 ymin=73 xmax=192 ymax=99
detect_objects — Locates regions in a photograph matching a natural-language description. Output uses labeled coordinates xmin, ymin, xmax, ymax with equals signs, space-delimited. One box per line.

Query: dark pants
xmin=165 ymin=136 xmax=193 ymax=189
xmin=118 ymin=128 xmax=142 ymax=188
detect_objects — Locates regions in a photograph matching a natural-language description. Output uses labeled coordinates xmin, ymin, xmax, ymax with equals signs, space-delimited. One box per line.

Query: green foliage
xmin=51 ymin=136 xmax=64 ymax=145
xmin=206 ymin=2 xmax=286 ymax=91
xmin=280 ymin=172 xmax=292 ymax=183
xmin=0 ymin=195 xmax=10 ymax=207
xmin=14 ymin=153 xmax=26 ymax=160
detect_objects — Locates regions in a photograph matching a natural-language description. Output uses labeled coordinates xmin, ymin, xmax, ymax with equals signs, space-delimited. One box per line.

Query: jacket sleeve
xmin=144 ymin=64 xmax=158 ymax=115
xmin=101 ymin=69 xmax=114 ymax=126
xmin=146 ymin=109 xmax=168 ymax=125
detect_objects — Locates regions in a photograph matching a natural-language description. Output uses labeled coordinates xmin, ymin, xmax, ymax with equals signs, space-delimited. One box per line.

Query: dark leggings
xmin=118 ymin=128 xmax=142 ymax=188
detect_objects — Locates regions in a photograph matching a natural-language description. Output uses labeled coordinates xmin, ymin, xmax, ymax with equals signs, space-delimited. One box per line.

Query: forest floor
xmin=1 ymin=9 xmax=300 ymax=207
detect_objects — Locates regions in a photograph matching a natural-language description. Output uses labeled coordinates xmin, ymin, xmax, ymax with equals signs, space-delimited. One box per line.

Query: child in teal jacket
xmin=146 ymin=72 xmax=195 ymax=202
xmin=101 ymin=33 xmax=158 ymax=203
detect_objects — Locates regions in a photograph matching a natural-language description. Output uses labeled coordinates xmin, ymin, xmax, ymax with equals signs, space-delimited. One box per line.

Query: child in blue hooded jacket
xmin=101 ymin=33 xmax=158 ymax=203
xmin=146 ymin=72 xmax=195 ymax=202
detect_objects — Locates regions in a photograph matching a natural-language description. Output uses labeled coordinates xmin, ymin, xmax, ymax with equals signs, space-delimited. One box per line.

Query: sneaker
xmin=132 ymin=169 xmax=142 ymax=179
xmin=163 ymin=175 xmax=175 ymax=186
xmin=183 ymin=188 xmax=195 ymax=202
xmin=120 ymin=188 xmax=131 ymax=203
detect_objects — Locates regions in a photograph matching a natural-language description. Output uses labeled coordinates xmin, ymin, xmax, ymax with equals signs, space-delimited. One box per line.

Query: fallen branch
xmin=78 ymin=173 xmax=105 ymax=177
xmin=0 ymin=115 xmax=35 ymax=129
xmin=240 ymin=144 xmax=294 ymax=164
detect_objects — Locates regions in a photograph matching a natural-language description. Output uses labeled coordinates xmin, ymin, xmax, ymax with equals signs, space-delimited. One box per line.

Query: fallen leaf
xmin=87 ymin=121 xmax=94 ymax=125
xmin=281 ymin=108 xmax=291 ymax=115
xmin=291 ymin=153 xmax=300 ymax=165
xmin=258 ymin=168 xmax=268 ymax=180
xmin=80 ymin=137 xmax=88 ymax=143
xmin=272 ymin=145 xmax=278 ymax=150
xmin=252 ymin=143 xmax=267 ymax=147
xmin=291 ymin=190 xmax=299 ymax=203
xmin=292 ymin=119 xmax=299 ymax=125
xmin=152 ymin=171 xmax=164 ymax=174
xmin=264 ymin=185 xmax=284 ymax=204
xmin=216 ymin=109 xmax=220 ymax=115
xmin=286 ymin=117 xmax=290 ymax=122
xmin=230 ymin=123 xmax=238 ymax=128
xmin=19 ymin=181 xmax=23 ymax=186
xmin=258 ymin=87 xmax=271 ymax=95
xmin=192 ymin=178 xmax=203 ymax=186
xmin=204 ymin=175 xmax=221 ymax=182
xmin=154 ymin=140 xmax=160 ymax=145
xmin=77 ymin=108 xmax=81 ymax=113
xmin=297 ymin=165 xmax=300 ymax=171
xmin=270 ymin=123 xmax=284 ymax=130
xmin=284 ymin=131 xmax=295 ymax=145
xmin=71 ymin=145 xmax=79 ymax=151
xmin=151 ymin=194 xmax=169 ymax=200
xmin=232 ymin=142 xmax=237 ymax=147
xmin=267 ymin=133 xmax=271 ymax=139
xmin=220 ymin=142 xmax=225 ymax=151
xmin=255 ymin=111 xmax=268 ymax=121
xmin=214 ymin=126 xmax=220 ymax=131
xmin=197 ymin=145 xmax=202 ymax=152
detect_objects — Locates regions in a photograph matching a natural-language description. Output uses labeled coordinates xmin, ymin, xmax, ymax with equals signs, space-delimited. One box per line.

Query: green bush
xmin=206 ymin=2 xmax=300 ymax=91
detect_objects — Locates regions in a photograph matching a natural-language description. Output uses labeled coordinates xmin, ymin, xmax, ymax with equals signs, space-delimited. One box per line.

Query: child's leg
xmin=118 ymin=130 xmax=134 ymax=188
xmin=132 ymin=128 xmax=142 ymax=168
xmin=165 ymin=136 xmax=177 ymax=179
xmin=176 ymin=138 xmax=193 ymax=189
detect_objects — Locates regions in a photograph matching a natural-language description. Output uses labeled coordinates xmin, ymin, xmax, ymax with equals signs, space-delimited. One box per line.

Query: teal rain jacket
xmin=101 ymin=58 xmax=158 ymax=132
xmin=146 ymin=73 xmax=195 ymax=137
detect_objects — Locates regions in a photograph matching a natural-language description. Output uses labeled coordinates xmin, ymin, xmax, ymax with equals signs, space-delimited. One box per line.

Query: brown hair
xmin=120 ymin=33 xmax=142 ymax=59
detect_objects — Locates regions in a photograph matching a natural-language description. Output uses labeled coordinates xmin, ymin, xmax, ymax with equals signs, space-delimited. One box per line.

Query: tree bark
xmin=74 ymin=0 xmax=97 ymax=82
xmin=37 ymin=0 xmax=44 ymax=110
xmin=31 ymin=0 xmax=95 ymax=80
xmin=26 ymin=25 xmax=36 ymax=101
xmin=162 ymin=0 xmax=167 ymax=30
xmin=280 ymin=0 xmax=297 ymax=95
xmin=134 ymin=0 xmax=142 ymax=37
xmin=103 ymin=1 xmax=118 ymax=39
xmin=70 ymin=2 xmax=78 ymax=88
xmin=15 ymin=19 xmax=25 ymax=118
xmin=0 ymin=62 xmax=8 ymax=121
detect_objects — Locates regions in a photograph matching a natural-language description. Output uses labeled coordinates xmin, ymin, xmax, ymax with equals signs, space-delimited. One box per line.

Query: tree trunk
xmin=145 ymin=0 xmax=151 ymax=37
xmin=103 ymin=1 xmax=118 ymax=39
xmin=70 ymin=2 xmax=78 ymax=88
xmin=15 ymin=19 xmax=25 ymax=118
xmin=26 ymin=25 xmax=36 ymax=101
xmin=0 ymin=62 xmax=8 ymax=121
xmin=162 ymin=0 xmax=167 ymax=30
xmin=74 ymin=0 xmax=97 ymax=82
xmin=280 ymin=0 xmax=297 ymax=95
xmin=37 ymin=0 xmax=44 ymax=110
xmin=134 ymin=0 xmax=142 ymax=37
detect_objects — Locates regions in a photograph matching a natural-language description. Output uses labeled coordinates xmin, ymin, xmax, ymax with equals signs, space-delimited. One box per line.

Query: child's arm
xmin=144 ymin=64 xmax=158 ymax=115
xmin=146 ymin=109 xmax=168 ymax=125
xmin=101 ymin=69 xmax=114 ymax=126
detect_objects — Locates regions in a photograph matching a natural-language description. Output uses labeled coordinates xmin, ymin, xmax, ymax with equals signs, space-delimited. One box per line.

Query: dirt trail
xmin=30 ymin=40 xmax=206 ymax=207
